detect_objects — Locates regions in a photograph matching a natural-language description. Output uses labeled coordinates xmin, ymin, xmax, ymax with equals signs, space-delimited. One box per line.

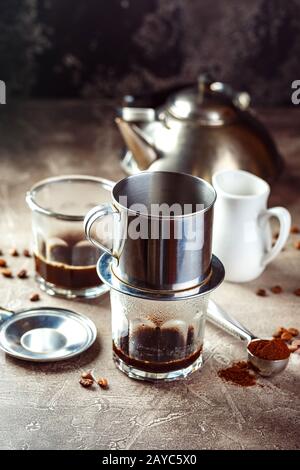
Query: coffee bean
xmin=30 ymin=293 xmax=40 ymax=302
xmin=271 ymin=285 xmax=283 ymax=294
xmin=81 ymin=371 xmax=94 ymax=382
xmin=272 ymin=327 xmax=286 ymax=338
xmin=256 ymin=288 xmax=268 ymax=297
xmin=97 ymin=377 xmax=109 ymax=389
xmin=1 ymin=268 xmax=12 ymax=278
xmin=287 ymin=327 xmax=299 ymax=336
xmin=281 ymin=332 xmax=293 ymax=341
xmin=17 ymin=269 xmax=28 ymax=279
xmin=9 ymin=248 xmax=19 ymax=257
xmin=79 ymin=378 xmax=93 ymax=388
xmin=291 ymin=225 xmax=300 ymax=234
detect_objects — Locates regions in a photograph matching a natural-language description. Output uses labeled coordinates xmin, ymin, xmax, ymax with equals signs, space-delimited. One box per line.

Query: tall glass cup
xmin=97 ymin=251 xmax=224 ymax=381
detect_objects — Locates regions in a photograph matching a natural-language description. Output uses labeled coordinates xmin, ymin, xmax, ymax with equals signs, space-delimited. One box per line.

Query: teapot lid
xmin=166 ymin=75 xmax=250 ymax=125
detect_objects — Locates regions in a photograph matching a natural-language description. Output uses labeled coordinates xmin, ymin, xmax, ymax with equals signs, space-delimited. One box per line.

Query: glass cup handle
xmin=259 ymin=207 xmax=291 ymax=266
xmin=84 ymin=204 xmax=119 ymax=258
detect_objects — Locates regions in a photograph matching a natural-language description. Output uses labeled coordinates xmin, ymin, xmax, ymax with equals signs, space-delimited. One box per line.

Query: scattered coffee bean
xmin=97 ymin=377 xmax=109 ymax=389
xmin=81 ymin=370 xmax=94 ymax=382
xmin=287 ymin=327 xmax=299 ymax=336
xmin=17 ymin=269 xmax=28 ymax=279
xmin=218 ymin=361 xmax=256 ymax=387
xmin=294 ymin=288 xmax=300 ymax=297
xmin=9 ymin=248 xmax=19 ymax=257
xmin=273 ymin=326 xmax=299 ymax=341
xmin=23 ymin=249 xmax=31 ymax=258
xmin=271 ymin=285 xmax=283 ymax=294
xmin=1 ymin=268 xmax=13 ymax=278
xmin=79 ymin=378 xmax=93 ymax=388
xmin=0 ymin=259 xmax=7 ymax=268
xmin=291 ymin=225 xmax=300 ymax=234
xmin=79 ymin=371 xmax=109 ymax=390
xmin=290 ymin=340 xmax=300 ymax=355
xmin=256 ymin=288 xmax=268 ymax=297
xmin=30 ymin=293 xmax=40 ymax=302
xmin=294 ymin=241 xmax=300 ymax=250
xmin=272 ymin=327 xmax=285 ymax=338
xmin=281 ymin=331 xmax=293 ymax=341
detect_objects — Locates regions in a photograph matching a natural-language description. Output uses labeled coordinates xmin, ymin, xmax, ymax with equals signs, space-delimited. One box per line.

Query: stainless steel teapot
xmin=116 ymin=75 xmax=283 ymax=182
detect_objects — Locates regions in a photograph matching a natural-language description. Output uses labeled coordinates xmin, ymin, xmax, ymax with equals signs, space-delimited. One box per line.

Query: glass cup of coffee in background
xmin=26 ymin=175 xmax=114 ymax=298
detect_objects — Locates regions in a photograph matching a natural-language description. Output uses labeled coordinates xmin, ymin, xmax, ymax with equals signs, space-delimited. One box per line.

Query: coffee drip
xmin=113 ymin=324 xmax=202 ymax=373
xmin=86 ymin=172 xmax=225 ymax=380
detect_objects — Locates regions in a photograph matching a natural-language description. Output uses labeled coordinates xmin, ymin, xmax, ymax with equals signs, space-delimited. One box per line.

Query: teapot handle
xmin=198 ymin=74 xmax=251 ymax=110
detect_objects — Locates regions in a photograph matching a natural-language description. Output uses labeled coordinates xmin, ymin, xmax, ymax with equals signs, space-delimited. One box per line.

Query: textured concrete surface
xmin=0 ymin=102 xmax=299 ymax=450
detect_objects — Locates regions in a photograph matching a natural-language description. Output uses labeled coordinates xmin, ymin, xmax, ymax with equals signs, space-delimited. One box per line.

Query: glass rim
xmin=212 ymin=169 xmax=270 ymax=200
xmin=112 ymin=171 xmax=217 ymax=219
xmin=26 ymin=174 xmax=114 ymax=221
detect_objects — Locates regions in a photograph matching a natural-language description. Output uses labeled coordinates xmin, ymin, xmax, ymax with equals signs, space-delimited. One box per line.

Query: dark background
xmin=1 ymin=0 xmax=300 ymax=105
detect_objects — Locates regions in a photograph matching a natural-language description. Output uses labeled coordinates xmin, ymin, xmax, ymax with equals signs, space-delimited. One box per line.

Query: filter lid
xmin=0 ymin=307 xmax=97 ymax=362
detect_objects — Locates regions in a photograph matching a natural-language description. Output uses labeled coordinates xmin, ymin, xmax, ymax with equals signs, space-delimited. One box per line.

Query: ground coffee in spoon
xmin=248 ymin=339 xmax=290 ymax=360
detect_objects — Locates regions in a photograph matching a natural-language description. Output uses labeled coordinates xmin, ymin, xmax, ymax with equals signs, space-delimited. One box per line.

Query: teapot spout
xmin=115 ymin=117 xmax=158 ymax=171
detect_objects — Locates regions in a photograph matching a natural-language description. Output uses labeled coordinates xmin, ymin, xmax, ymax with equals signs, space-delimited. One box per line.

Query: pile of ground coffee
xmin=217 ymin=361 xmax=256 ymax=387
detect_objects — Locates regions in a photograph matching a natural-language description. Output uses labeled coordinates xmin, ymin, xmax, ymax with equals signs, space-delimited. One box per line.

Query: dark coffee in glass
xmin=26 ymin=175 xmax=113 ymax=298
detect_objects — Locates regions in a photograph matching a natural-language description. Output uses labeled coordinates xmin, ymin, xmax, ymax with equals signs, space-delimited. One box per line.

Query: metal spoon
xmin=206 ymin=300 xmax=289 ymax=376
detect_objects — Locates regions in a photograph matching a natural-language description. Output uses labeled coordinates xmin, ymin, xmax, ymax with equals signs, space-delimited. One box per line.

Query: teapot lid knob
xmin=233 ymin=91 xmax=251 ymax=110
